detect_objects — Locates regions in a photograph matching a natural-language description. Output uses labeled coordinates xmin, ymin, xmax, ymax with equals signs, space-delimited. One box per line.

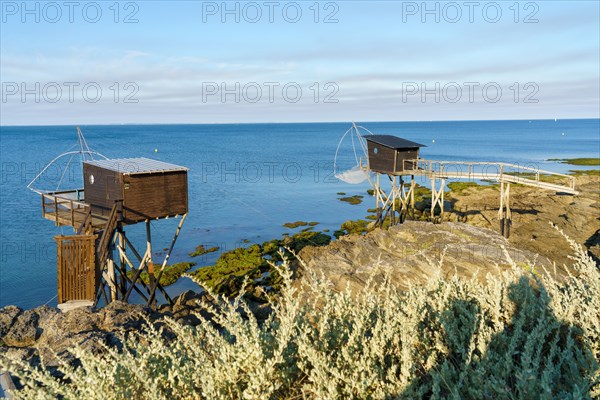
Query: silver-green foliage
xmin=3 ymin=229 xmax=599 ymax=399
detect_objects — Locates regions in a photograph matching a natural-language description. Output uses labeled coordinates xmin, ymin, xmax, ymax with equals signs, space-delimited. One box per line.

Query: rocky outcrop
xmin=299 ymin=221 xmax=550 ymax=294
xmin=445 ymin=174 xmax=600 ymax=266
xmin=0 ymin=293 xmax=210 ymax=371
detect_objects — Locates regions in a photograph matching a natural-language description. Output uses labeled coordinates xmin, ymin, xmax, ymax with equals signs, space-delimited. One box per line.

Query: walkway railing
xmin=41 ymin=189 xmax=90 ymax=227
xmin=397 ymin=159 xmax=577 ymax=194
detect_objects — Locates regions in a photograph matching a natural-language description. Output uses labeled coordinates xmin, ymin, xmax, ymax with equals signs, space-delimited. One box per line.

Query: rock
xmin=446 ymin=174 xmax=600 ymax=268
xmin=299 ymin=221 xmax=550 ymax=294
xmin=0 ymin=306 xmax=21 ymax=339
xmin=174 ymin=290 xmax=202 ymax=307
xmin=171 ymin=304 xmax=202 ymax=326
xmin=3 ymin=310 xmax=40 ymax=347
xmin=61 ymin=306 xmax=101 ymax=334
xmin=99 ymin=301 xmax=149 ymax=331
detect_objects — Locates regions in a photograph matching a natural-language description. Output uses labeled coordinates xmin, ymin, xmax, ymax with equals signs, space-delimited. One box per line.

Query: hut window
xmin=89 ymin=174 xmax=95 ymax=184
xmin=374 ymin=147 xmax=379 ymax=154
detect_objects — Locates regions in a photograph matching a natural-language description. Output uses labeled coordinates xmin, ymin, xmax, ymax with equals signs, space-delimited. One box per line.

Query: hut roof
xmin=84 ymin=158 xmax=188 ymax=175
xmin=364 ymin=135 xmax=426 ymax=149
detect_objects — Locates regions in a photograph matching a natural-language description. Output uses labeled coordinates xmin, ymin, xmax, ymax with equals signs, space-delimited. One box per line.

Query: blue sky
xmin=1 ymin=1 xmax=599 ymax=124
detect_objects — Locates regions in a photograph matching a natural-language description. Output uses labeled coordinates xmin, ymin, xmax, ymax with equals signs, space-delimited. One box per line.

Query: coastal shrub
xmin=3 ymin=229 xmax=599 ymax=399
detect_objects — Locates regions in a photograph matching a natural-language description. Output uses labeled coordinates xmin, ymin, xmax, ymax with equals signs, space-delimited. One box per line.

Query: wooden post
xmin=410 ymin=175 xmax=415 ymax=219
xmin=118 ymin=230 xmax=127 ymax=297
xmin=106 ymin=257 xmax=117 ymax=302
xmin=430 ymin=177 xmax=444 ymax=223
xmin=498 ymin=182 xmax=512 ymax=238
xmin=150 ymin=214 xmax=188 ymax=306
xmin=440 ymin=178 xmax=446 ymax=222
xmin=431 ymin=178 xmax=436 ymax=221
xmin=57 ymin=237 xmax=63 ymax=304
xmin=499 ymin=181 xmax=504 ymax=236
xmin=375 ymin=174 xmax=382 ymax=227
xmin=145 ymin=220 xmax=157 ymax=310
xmin=391 ymin=176 xmax=397 ymax=225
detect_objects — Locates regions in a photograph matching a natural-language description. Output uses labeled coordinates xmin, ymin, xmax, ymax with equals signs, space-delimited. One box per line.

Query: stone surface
xmin=299 ymin=221 xmax=551 ymax=294
xmin=445 ymin=174 xmax=600 ymax=267
xmin=3 ymin=310 xmax=40 ymax=347
xmin=0 ymin=306 xmax=21 ymax=339
xmin=99 ymin=301 xmax=149 ymax=331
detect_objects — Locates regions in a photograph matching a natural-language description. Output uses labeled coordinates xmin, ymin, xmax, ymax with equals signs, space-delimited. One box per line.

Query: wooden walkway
xmin=395 ymin=159 xmax=577 ymax=194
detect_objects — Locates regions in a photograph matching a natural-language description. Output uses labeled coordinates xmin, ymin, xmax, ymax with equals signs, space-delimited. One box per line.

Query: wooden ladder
xmin=96 ymin=201 xmax=122 ymax=268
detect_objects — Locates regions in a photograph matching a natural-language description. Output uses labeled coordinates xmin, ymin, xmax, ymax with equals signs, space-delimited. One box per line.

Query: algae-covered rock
xmin=189 ymin=245 xmax=220 ymax=257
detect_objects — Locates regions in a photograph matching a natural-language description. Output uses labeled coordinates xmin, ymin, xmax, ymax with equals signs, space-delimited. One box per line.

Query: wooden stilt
xmin=150 ymin=214 xmax=188 ymax=306
xmin=390 ymin=176 xmax=397 ymax=225
xmin=410 ymin=175 xmax=416 ymax=219
xmin=145 ymin=220 xmax=157 ymax=310
xmin=431 ymin=177 xmax=445 ymax=223
xmin=118 ymin=230 xmax=127 ymax=297
xmin=498 ymin=182 xmax=512 ymax=238
xmin=105 ymin=258 xmax=117 ymax=302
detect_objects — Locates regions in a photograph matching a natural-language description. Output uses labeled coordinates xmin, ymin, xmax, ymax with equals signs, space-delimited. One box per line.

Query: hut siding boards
xmin=123 ymin=171 xmax=188 ymax=222
xmin=368 ymin=145 xmax=397 ymax=174
xmin=83 ymin=164 xmax=123 ymax=217
xmin=83 ymin=164 xmax=188 ymax=223
xmin=367 ymin=141 xmax=420 ymax=174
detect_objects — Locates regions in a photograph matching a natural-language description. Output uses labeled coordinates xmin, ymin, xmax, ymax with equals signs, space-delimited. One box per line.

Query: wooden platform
xmin=41 ymin=190 xmax=108 ymax=231
xmin=373 ymin=159 xmax=578 ymax=195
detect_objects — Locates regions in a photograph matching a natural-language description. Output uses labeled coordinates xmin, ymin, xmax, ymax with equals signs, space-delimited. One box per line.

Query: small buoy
xmin=154 ymin=148 xmax=158 ymax=153
xmin=561 ymin=132 xmax=565 ymax=136
xmin=432 ymin=139 xmax=436 ymax=143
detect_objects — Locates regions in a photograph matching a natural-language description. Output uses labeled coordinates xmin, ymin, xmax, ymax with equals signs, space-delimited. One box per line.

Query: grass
xmin=127 ymin=262 xmax=197 ymax=287
xmin=189 ymin=245 xmax=220 ymax=257
xmin=548 ymin=158 xmax=600 ymax=166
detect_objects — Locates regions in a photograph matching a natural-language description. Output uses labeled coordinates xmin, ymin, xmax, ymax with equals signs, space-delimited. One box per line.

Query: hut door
xmin=55 ymin=234 xmax=98 ymax=303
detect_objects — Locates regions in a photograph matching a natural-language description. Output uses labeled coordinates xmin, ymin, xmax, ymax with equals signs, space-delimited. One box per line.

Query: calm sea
xmin=1 ymin=119 xmax=598 ymax=308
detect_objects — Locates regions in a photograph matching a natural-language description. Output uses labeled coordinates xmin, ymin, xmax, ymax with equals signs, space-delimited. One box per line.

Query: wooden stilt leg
xmin=505 ymin=183 xmax=511 ymax=238
xmin=498 ymin=181 xmax=512 ymax=238
xmin=118 ymin=230 xmax=127 ymax=297
xmin=106 ymin=257 xmax=117 ymax=302
xmin=430 ymin=177 xmax=445 ymax=224
xmin=410 ymin=175 xmax=415 ymax=219
xmin=431 ymin=178 xmax=435 ymax=221
xmin=440 ymin=178 xmax=445 ymax=222
xmin=145 ymin=220 xmax=157 ymax=310
xmin=150 ymin=214 xmax=187 ymax=306
xmin=391 ymin=176 xmax=396 ymax=225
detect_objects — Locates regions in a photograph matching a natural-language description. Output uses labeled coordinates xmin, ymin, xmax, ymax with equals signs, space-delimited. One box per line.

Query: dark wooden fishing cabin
xmin=365 ymin=135 xmax=426 ymax=174
xmin=83 ymin=158 xmax=188 ymax=223
xmin=39 ymin=154 xmax=189 ymax=310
